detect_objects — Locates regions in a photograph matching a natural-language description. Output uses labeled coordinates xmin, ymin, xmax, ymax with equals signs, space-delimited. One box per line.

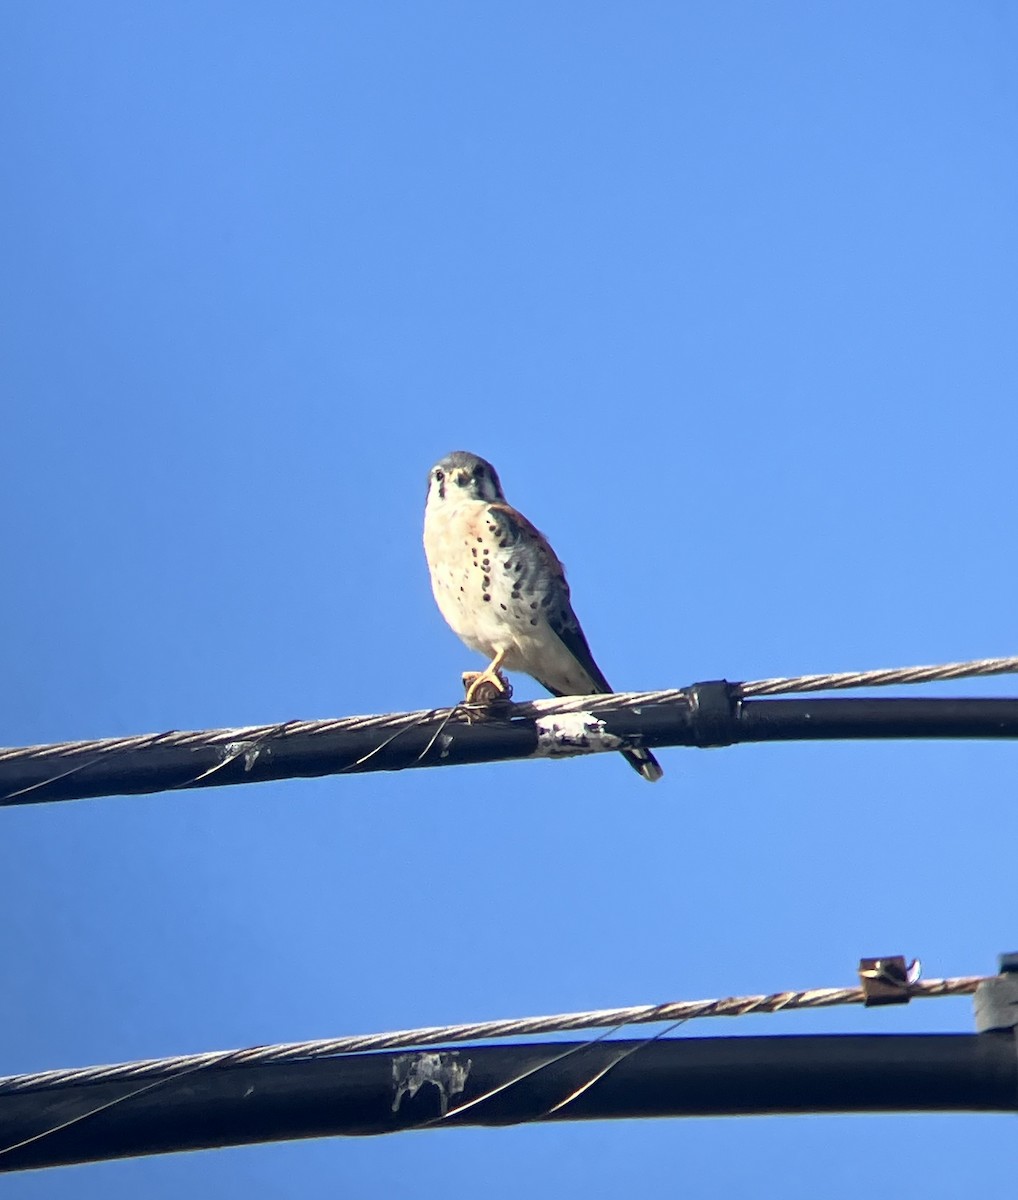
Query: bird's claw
xmin=462 ymin=668 xmax=513 ymax=707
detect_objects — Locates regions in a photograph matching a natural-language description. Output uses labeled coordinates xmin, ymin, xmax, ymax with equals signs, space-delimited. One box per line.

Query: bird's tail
xmin=540 ymin=677 xmax=664 ymax=782
xmin=622 ymin=746 xmax=663 ymax=783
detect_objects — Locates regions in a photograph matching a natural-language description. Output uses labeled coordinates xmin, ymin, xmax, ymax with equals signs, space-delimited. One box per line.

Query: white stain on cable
xmin=222 ymin=741 xmax=269 ymax=772
xmin=392 ymin=1052 xmax=471 ymax=1115
xmin=534 ymin=712 xmax=624 ymax=758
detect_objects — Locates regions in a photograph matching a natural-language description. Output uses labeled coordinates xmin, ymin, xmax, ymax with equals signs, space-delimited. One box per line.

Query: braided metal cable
xmin=738 ymin=654 xmax=1018 ymax=698
xmin=0 ymin=655 xmax=1014 ymax=774
xmin=0 ymin=973 xmax=985 ymax=1096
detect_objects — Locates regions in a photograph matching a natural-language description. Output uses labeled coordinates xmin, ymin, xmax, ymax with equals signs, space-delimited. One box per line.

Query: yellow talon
xmin=462 ymin=650 xmax=511 ymax=704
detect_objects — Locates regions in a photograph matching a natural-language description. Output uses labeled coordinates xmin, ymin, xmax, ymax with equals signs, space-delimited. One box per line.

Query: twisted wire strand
xmin=0 ymin=655 xmax=1014 ymax=772
xmin=739 ymin=654 xmax=1018 ymax=698
xmin=0 ymin=973 xmax=985 ymax=1097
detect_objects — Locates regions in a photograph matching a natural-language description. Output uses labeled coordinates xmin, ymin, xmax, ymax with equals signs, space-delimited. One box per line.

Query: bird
xmin=423 ymin=450 xmax=663 ymax=782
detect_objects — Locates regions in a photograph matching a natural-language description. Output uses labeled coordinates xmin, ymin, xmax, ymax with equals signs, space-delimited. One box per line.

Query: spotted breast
xmin=423 ymin=450 xmax=663 ymax=782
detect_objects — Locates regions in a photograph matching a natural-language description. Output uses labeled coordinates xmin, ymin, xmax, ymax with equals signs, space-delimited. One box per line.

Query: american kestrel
xmin=423 ymin=451 xmax=663 ymax=782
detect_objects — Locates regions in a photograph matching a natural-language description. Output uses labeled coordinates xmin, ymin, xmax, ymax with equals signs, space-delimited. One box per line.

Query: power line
xmin=738 ymin=654 xmax=1018 ymax=696
xmin=0 ymin=963 xmax=983 ymax=1097
xmin=0 ymin=957 xmax=1012 ymax=1171
xmin=0 ymin=656 xmax=1016 ymax=805
xmin=0 ymin=1034 xmax=1014 ymax=1172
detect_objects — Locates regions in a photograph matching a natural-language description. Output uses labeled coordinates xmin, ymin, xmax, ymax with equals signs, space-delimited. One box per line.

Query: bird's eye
xmin=434 ymin=469 xmax=445 ymax=482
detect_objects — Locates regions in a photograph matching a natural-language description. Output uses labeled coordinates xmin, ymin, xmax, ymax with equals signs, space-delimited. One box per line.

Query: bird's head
xmin=426 ymin=451 xmax=505 ymax=507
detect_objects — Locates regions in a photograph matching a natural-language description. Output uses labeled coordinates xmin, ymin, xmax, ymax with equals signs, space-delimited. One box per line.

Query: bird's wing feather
xmin=485 ymin=502 xmax=613 ymax=695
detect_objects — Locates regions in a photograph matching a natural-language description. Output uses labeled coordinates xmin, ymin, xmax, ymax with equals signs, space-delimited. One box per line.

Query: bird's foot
xmin=462 ymin=668 xmax=513 ymax=706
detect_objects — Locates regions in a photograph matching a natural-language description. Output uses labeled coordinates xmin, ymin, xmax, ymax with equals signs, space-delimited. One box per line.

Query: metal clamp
xmin=687 ymin=681 xmax=738 ymax=748
xmin=858 ymin=955 xmax=921 ymax=1005
xmin=973 ymin=952 xmax=1018 ymax=1033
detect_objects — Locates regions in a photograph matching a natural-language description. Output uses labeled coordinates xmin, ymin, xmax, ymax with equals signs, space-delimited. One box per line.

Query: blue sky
xmin=1 ymin=1 xmax=1016 ymax=1194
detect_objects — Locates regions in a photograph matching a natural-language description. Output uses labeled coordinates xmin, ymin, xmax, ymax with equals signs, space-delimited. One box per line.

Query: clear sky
xmin=1 ymin=2 xmax=1017 ymax=1195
